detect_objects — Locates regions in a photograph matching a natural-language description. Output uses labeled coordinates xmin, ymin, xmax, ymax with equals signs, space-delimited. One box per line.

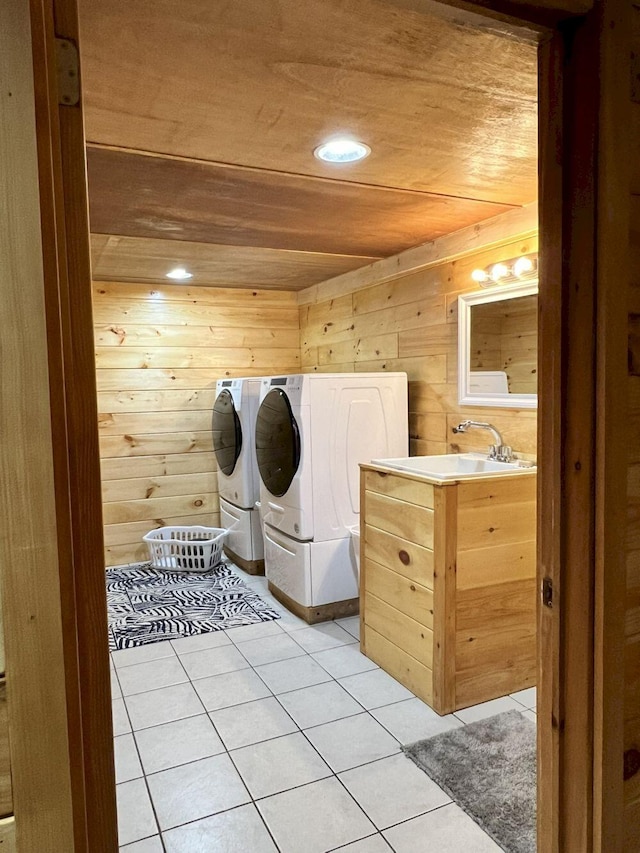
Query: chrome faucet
xmin=452 ymin=420 xmax=514 ymax=463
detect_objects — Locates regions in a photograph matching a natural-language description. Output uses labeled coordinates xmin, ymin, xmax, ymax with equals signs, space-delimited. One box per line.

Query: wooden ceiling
xmin=79 ymin=0 xmax=538 ymax=291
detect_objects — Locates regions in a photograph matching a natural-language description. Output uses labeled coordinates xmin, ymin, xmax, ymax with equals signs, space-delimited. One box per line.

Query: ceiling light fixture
xmin=166 ymin=267 xmax=193 ymax=281
xmin=314 ymin=138 xmax=371 ymax=164
xmin=471 ymin=254 xmax=538 ymax=288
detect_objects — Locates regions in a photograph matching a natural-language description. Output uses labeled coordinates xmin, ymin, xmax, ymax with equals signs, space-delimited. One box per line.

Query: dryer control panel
xmin=261 ymin=375 xmax=303 ymax=401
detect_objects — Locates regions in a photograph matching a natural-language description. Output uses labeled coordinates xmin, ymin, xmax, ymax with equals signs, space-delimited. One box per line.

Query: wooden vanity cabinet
xmin=359 ymin=464 xmax=536 ymax=715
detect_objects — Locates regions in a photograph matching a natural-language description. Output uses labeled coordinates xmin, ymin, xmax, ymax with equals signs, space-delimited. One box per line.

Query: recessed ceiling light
xmin=314 ymin=138 xmax=371 ymax=164
xmin=166 ymin=267 xmax=193 ymax=281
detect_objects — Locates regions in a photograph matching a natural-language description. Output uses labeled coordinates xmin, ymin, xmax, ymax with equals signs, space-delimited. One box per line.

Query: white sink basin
xmin=370 ymin=453 xmax=535 ymax=481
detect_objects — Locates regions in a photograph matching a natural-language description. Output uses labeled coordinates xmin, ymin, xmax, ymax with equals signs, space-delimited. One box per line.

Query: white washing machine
xmin=255 ymin=372 xmax=408 ymax=617
xmin=213 ymin=378 xmax=264 ymax=573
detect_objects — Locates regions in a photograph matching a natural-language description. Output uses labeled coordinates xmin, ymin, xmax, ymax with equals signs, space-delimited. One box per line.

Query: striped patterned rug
xmin=106 ymin=561 xmax=279 ymax=650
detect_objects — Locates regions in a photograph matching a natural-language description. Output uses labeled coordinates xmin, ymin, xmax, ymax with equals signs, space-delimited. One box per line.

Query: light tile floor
xmin=112 ymin=567 xmax=537 ymax=852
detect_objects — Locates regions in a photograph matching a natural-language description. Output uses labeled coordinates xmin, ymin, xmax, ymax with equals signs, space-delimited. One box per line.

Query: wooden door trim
xmin=537 ymin=3 xmax=628 ymax=849
xmin=31 ymin=0 xmax=118 ymax=847
xmin=591 ymin=0 xmax=628 ymax=845
xmin=1 ymin=0 xmax=117 ymax=849
xmin=538 ymin=23 xmax=599 ymax=849
xmin=435 ymin=0 xmax=628 ymax=849
xmin=1 ymin=0 xmax=77 ymax=847
xmin=43 ymin=0 xmax=119 ymax=844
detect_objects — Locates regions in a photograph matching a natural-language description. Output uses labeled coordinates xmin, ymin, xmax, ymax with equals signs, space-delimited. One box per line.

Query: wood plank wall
xmin=94 ymin=282 xmax=300 ymax=566
xmin=299 ymin=235 xmax=539 ymax=458
xmin=626 ymin=6 xmax=640 ymax=838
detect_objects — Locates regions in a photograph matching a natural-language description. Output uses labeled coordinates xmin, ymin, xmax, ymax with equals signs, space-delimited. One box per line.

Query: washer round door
xmin=255 ymin=388 xmax=301 ymax=497
xmin=212 ymin=389 xmax=243 ymax=476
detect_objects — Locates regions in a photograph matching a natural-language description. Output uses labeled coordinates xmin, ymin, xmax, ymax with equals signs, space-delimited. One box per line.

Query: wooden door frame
xmin=537 ymin=4 xmax=629 ymax=850
xmin=1 ymin=0 xmax=629 ymax=850
xmin=1 ymin=0 xmax=117 ymax=850
xmin=431 ymin=0 xmax=629 ymax=850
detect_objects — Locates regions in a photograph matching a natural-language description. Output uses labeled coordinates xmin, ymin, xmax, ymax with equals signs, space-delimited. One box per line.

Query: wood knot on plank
xmin=110 ymin=325 xmax=126 ymax=345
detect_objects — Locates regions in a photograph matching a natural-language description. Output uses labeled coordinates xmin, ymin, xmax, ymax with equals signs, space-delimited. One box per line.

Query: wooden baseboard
xmin=268 ymin=582 xmax=359 ymax=624
xmin=223 ymin=545 xmax=264 ymax=576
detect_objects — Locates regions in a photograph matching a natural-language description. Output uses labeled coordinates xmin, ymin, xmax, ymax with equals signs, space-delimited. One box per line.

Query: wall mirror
xmin=458 ymin=280 xmax=538 ymax=409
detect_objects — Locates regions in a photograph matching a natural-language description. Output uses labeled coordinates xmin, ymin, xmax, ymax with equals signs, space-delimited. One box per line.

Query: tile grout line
xmin=160 ymin=801 xmax=281 ymax=852
xmin=223 ymin=746 xmax=285 ymax=853
xmin=114 ymin=568 xmax=531 ymax=851
xmin=125 ymin=639 xmax=443 ymax=847
xmin=145 ymin=707 xmax=451 ymax=850
xmin=113 ymin=665 xmax=167 ymax=851
xmin=114 ymin=568 xmax=368 ymax=847
xmin=206 ymin=642 xmax=454 ymax=846
xmin=130 ymin=642 xmax=206 ymax=851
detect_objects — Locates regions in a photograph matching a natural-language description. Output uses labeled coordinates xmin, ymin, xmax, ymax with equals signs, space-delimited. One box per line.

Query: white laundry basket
xmin=143 ymin=526 xmax=227 ymax=572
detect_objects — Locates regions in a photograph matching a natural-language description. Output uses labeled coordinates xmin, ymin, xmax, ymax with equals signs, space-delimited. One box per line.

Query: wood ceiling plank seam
xmin=89 ymin=234 xmax=383 ymax=290
xmin=84 ymin=142 xmax=522 ymax=209
xmin=86 ymin=147 xmax=516 ymax=259
xmin=92 ymin=280 xmax=302 ymax=302
xmin=90 ymin=233 xmax=383 ymax=261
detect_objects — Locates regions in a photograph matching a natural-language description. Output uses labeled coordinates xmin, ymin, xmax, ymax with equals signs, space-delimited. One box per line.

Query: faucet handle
xmin=490 ymin=445 xmax=513 ymax=463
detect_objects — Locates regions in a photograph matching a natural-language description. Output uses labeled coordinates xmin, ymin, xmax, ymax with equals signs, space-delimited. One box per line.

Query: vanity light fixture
xmin=314 ymin=137 xmax=371 ymax=163
xmin=166 ymin=267 xmax=193 ymax=281
xmin=490 ymin=263 xmax=509 ymax=283
xmin=513 ymin=256 xmax=535 ymax=277
xmin=471 ymin=254 xmax=538 ymax=288
xmin=471 ymin=269 xmax=490 ymax=284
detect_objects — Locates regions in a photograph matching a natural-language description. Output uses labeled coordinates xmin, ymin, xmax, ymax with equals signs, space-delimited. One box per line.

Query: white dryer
xmin=213 ymin=378 xmax=264 ymax=574
xmin=255 ymin=372 xmax=408 ymax=619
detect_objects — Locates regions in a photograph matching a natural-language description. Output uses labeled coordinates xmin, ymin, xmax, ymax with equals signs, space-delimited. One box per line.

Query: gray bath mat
xmin=403 ymin=709 xmax=536 ymax=853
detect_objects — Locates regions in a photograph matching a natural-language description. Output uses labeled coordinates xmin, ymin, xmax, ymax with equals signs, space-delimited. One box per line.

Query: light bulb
xmin=314 ymin=138 xmax=371 ymax=163
xmin=513 ymin=256 xmax=535 ymax=277
xmin=471 ymin=269 xmax=489 ymax=283
xmin=166 ymin=267 xmax=193 ymax=281
xmin=490 ymin=263 xmax=509 ymax=282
